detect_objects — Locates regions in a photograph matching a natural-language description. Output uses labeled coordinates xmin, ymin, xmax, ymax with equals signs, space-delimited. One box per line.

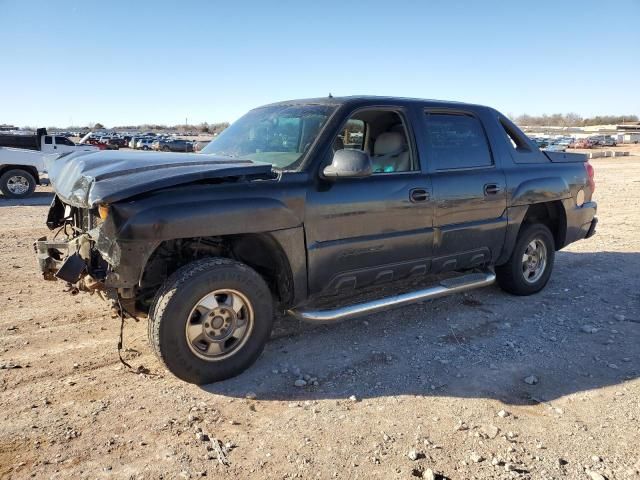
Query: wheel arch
xmin=138 ymin=232 xmax=297 ymax=312
xmin=497 ymin=200 xmax=567 ymax=265
xmin=521 ymin=200 xmax=567 ymax=250
xmin=0 ymin=164 xmax=40 ymax=185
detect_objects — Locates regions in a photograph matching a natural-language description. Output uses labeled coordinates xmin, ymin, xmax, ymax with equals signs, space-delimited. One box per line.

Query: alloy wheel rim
xmin=7 ymin=175 xmax=29 ymax=195
xmin=521 ymin=238 xmax=547 ymax=284
xmin=185 ymin=289 xmax=254 ymax=361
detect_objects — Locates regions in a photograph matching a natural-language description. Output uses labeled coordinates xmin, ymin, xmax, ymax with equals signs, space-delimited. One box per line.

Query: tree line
xmin=109 ymin=122 xmax=230 ymax=134
xmin=513 ymin=113 xmax=638 ymax=127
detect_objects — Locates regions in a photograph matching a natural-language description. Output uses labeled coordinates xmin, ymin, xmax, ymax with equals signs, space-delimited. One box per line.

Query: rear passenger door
xmin=422 ymin=110 xmax=507 ymax=272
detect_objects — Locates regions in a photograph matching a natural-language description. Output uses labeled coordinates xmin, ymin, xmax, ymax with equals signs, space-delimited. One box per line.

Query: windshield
xmin=201 ymin=104 xmax=335 ymax=169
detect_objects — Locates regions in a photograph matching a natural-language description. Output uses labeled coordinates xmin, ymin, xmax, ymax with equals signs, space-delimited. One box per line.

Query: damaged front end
xmin=34 ymin=195 xmax=117 ymax=296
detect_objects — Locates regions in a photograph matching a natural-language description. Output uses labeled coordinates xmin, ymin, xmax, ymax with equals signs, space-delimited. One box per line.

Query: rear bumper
xmin=563 ymin=200 xmax=597 ymax=246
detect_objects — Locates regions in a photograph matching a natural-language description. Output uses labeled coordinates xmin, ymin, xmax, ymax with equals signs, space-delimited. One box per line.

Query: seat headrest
xmin=374 ymin=132 xmax=404 ymax=156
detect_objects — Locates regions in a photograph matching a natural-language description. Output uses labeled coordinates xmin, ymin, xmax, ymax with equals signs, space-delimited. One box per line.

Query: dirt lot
xmin=1 ymin=154 xmax=639 ymax=480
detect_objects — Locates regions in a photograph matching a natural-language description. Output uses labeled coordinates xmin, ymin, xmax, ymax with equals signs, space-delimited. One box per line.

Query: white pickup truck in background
xmin=0 ymin=129 xmax=98 ymax=198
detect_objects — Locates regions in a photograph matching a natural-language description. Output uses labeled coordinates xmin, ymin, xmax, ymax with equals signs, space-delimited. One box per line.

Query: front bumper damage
xmin=34 ymin=223 xmax=158 ymax=313
xmin=34 ymin=232 xmax=142 ymax=317
xmin=35 ymin=196 xmax=161 ymax=317
xmin=35 ymin=238 xmax=71 ymax=281
xmin=34 ymin=233 xmax=104 ymax=289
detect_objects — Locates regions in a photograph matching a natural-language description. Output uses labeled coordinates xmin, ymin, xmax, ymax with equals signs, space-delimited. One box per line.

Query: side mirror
xmin=322 ymin=149 xmax=372 ymax=179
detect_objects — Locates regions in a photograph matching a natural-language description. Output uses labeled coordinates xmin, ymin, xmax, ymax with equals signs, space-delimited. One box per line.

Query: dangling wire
xmin=116 ymin=298 xmax=133 ymax=370
xmin=115 ymin=298 xmax=153 ymax=375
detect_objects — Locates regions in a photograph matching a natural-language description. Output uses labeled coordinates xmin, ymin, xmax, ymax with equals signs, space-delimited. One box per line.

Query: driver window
xmin=333 ymin=110 xmax=414 ymax=174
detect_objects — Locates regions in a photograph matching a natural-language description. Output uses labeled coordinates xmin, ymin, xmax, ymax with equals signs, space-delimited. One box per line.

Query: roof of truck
xmin=262 ymin=95 xmax=488 ymax=110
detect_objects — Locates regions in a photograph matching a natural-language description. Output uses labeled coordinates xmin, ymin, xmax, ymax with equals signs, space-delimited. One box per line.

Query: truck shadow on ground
xmin=0 ymin=192 xmax=53 ymax=207
xmin=202 ymin=251 xmax=639 ymax=405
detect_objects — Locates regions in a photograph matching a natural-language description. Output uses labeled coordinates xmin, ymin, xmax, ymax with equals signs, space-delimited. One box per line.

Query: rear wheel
xmin=149 ymin=257 xmax=273 ymax=384
xmin=0 ymin=169 xmax=36 ymax=199
xmin=496 ymin=223 xmax=555 ymax=296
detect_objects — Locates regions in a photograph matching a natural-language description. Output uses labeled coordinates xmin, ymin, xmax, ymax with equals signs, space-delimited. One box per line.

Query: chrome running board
xmin=288 ymin=271 xmax=496 ymax=323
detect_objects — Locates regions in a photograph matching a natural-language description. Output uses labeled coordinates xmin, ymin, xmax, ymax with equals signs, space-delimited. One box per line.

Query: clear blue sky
xmin=1 ymin=0 xmax=638 ymax=127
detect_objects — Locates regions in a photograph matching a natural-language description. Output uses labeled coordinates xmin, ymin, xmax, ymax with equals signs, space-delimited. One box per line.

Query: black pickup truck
xmin=35 ymin=96 xmax=597 ymax=384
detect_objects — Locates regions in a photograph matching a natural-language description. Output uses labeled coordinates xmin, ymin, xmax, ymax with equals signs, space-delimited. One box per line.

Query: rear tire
xmin=0 ymin=169 xmax=36 ymax=199
xmin=496 ymin=223 xmax=555 ymax=296
xmin=149 ymin=257 xmax=273 ymax=384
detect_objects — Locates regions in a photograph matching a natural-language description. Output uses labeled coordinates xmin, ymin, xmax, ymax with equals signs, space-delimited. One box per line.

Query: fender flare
xmin=511 ymin=176 xmax=570 ymax=206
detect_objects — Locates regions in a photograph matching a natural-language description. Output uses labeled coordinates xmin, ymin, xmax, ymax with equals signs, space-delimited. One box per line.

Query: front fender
xmin=116 ymin=197 xmax=302 ymax=241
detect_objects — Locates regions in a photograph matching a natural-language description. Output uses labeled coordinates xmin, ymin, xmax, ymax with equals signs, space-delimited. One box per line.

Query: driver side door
xmin=304 ymin=108 xmax=434 ymax=295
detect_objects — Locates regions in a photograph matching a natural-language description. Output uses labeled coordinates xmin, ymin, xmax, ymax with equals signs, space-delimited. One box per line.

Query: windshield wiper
xmin=211 ymin=152 xmax=239 ymax=158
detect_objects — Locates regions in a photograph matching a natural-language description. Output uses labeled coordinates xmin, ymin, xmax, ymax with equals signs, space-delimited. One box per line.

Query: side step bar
xmin=288 ymin=271 xmax=496 ymax=323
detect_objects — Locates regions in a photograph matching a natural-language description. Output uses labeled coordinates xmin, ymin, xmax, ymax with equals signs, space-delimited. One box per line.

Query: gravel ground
xmin=0 ymin=154 xmax=639 ymax=480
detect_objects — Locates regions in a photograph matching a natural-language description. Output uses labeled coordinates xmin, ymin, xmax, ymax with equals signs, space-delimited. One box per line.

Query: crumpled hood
xmin=46 ymin=150 xmax=273 ymax=208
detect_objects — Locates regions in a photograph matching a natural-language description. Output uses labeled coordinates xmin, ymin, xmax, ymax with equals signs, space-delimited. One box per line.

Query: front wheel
xmin=496 ymin=223 xmax=555 ymax=296
xmin=149 ymin=258 xmax=273 ymax=384
xmin=0 ymin=169 xmax=36 ymax=199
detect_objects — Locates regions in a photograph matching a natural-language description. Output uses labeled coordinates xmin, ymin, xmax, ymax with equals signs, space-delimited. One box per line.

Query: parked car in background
xmin=159 ymin=139 xmax=194 ymax=152
xmin=106 ymin=138 xmax=125 ymax=149
xmin=569 ymin=138 xmax=594 ymax=149
xmin=587 ymin=136 xmax=616 ymax=147
xmin=531 ymin=137 xmax=549 ymax=148
xmin=193 ymin=140 xmax=211 ymax=152
xmin=136 ymin=138 xmax=155 ymax=150
xmin=601 ymin=136 xmax=617 ymax=147
xmin=0 ymin=128 xmax=98 ymax=198
xmin=544 ymin=143 xmax=567 ymax=152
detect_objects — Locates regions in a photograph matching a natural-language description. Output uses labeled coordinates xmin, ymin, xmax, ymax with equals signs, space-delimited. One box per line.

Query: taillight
xmin=585 ymin=161 xmax=595 ymax=192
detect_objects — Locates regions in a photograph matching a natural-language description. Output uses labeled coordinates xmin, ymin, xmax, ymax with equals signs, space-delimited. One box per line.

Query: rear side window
xmin=425 ymin=113 xmax=492 ymax=170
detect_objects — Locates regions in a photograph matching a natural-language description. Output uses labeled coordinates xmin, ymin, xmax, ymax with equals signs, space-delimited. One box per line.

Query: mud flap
xmin=55 ymin=252 xmax=87 ymax=283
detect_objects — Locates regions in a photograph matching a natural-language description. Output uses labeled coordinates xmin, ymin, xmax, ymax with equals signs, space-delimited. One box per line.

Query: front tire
xmin=496 ymin=223 xmax=555 ymax=296
xmin=149 ymin=258 xmax=273 ymax=384
xmin=0 ymin=169 xmax=36 ymax=199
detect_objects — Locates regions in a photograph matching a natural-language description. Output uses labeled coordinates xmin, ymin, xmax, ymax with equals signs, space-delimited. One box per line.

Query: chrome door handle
xmin=484 ymin=183 xmax=502 ymax=195
xmin=410 ymin=188 xmax=429 ymax=202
